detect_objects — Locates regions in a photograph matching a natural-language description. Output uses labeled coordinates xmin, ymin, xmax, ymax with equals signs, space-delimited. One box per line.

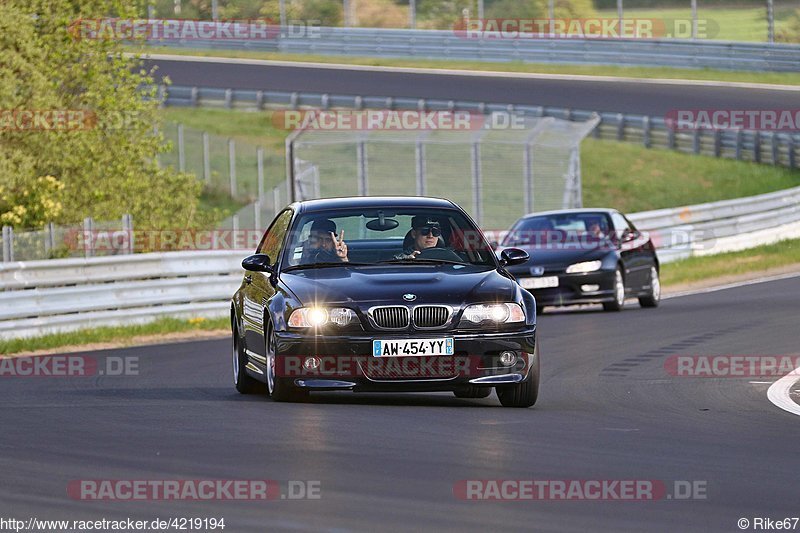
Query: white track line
xmin=768 ymin=369 xmax=800 ymax=417
xmin=135 ymin=52 xmax=800 ymax=92
xmin=662 ymin=270 xmax=800 ymax=300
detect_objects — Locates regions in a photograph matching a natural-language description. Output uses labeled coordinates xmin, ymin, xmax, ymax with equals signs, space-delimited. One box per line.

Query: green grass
xmin=597 ymin=5 xmax=799 ymax=42
xmin=662 ymin=237 xmax=800 ymax=286
xmin=0 ymin=317 xmax=229 ymax=356
xmin=137 ymin=46 xmax=800 ymax=86
xmin=582 ymin=138 xmax=800 ymax=213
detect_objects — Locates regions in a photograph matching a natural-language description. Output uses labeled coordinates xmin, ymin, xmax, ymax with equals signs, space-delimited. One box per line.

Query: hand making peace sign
xmin=330 ymin=231 xmax=349 ymax=262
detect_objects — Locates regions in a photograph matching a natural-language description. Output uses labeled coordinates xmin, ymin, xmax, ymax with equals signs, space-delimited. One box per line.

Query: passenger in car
xmin=394 ymin=216 xmax=444 ymax=260
xmin=300 ymin=218 xmax=350 ymax=263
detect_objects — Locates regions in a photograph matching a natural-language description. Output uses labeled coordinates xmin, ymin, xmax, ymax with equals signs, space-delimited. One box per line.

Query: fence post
xmin=471 ymin=141 xmax=482 ymax=227
xmin=692 ymin=128 xmax=700 ymax=154
xmin=232 ymin=214 xmax=239 ymax=233
xmin=713 ymin=129 xmax=722 ymax=157
xmin=642 ymin=116 xmax=651 ymax=148
xmin=523 ymin=142 xmax=533 ymax=213
xmin=46 ymin=222 xmax=55 ymax=257
xmin=177 ymin=123 xmax=185 ymax=172
xmin=735 ymin=129 xmax=743 ymax=160
xmin=789 ymin=136 xmax=796 ymax=169
xmin=415 ymin=140 xmax=426 ymax=196
xmin=122 ymin=214 xmax=134 ymax=255
xmin=202 ymin=132 xmax=211 ymax=183
xmin=273 ymin=186 xmax=281 ymax=214
xmin=224 ymin=88 xmax=233 ymax=108
xmin=357 ymin=141 xmax=368 ymax=196
xmin=753 ymin=131 xmax=761 ymax=163
xmin=228 ymin=138 xmax=237 ymax=199
xmin=190 ymin=86 xmax=198 ymax=107
xmin=2 ymin=226 xmax=13 ymax=262
xmin=257 ymin=147 xmax=265 ymax=203
xmin=667 ymin=124 xmax=676 ymax=150
xmin=771 ymin=133 xmax=779 ymax=165
xmin=616 ymin=113 xmax=624 ymax=141
xmin=254 ymin=200 xmax=262 ymax=231
xmin=83 ymin=217 xmax=94 ymax=258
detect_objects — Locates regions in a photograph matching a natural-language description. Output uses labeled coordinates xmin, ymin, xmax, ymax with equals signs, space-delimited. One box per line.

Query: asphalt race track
xmin=2 ymin=276 xmax=800 ymax=532
xmin=144 ymin=55 xmax=800 ymax=116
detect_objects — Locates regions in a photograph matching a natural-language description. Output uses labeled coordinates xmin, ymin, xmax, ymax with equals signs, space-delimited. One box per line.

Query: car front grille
xmin=371 ymin=306 xmax=410 ymax=329
xmin=413 ymin=306 xmax=451 ymax=328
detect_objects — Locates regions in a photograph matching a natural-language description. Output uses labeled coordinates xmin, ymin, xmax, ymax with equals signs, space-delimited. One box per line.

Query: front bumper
xmin=517 ymin=269 xmax=616 ymax=307
xmin=274 ymin=328 xmax=537 ymax=392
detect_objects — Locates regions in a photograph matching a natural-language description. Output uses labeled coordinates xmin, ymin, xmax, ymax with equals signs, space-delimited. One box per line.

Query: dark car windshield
xmin=502 ymin=212 xmax=614 ymax=247
xmin=281 ymin=208 xmax=496 ymax=269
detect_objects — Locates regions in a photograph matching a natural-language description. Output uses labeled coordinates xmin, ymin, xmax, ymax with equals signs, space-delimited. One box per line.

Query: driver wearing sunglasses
xmin=394 ymin=216 xmax=444 ymax=260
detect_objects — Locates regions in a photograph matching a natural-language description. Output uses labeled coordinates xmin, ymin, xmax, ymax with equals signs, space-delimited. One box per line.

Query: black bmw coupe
xmin=231 ymin=196 xmax=540 ymax=407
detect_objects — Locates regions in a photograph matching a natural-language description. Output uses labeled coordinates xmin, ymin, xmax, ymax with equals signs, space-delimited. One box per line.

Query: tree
xmin=0 ymin=0 xmax=202 ymax=230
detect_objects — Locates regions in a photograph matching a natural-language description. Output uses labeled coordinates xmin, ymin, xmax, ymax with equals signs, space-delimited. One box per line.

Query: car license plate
xmin=519 ymin=276 xmax=559 ymax=289
xmin=373 ymin=338 xmax=454 ymax=357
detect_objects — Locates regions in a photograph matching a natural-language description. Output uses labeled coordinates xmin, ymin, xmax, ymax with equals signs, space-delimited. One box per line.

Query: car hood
xmin=281 ymin=265 xmax=516 ymax=307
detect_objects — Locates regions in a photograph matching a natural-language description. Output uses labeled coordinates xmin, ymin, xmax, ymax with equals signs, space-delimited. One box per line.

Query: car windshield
xmin=502 ymin=212 xmax=613 ymax=247
xmin=282 ymin=208 xmax=496 ymax=269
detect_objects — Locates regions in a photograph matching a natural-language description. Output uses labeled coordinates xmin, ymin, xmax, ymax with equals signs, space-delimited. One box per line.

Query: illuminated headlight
xmin=565 ymin=260 xmax=602 ymax=274
xmin=288 ymin=307 xmax=359 ymax=328
xmin=461 ymin=303 xmax=525 ymax=325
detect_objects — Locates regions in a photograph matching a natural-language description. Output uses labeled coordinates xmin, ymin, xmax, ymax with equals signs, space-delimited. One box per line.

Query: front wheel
xmin=265 ymin=321 xmax=308 ymax=403
xmin=496 ymin=340 xmax=540 ymax=408
xmin=232 ymin=328 xmax=265 ymax=394
xmin=638 ymin=266 xmax=661 ymax=308
xmin=602 ymin=268 xmax=625 ymax=312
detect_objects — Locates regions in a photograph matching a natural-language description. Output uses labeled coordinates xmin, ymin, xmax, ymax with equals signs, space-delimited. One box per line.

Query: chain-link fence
xmin=286 ymin=114 xmax=599 ymax=229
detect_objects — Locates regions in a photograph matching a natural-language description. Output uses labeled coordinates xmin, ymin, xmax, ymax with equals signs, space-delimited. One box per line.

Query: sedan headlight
xmin=460 ymin=303 xmax=525 ymax=325
xmin=565 ymin=260 xmax=602 ymax=274
xmin=288 ymin=307 xmax=359 ymax=328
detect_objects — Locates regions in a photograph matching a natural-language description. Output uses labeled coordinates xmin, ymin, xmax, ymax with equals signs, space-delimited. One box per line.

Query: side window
xmin=257 ymin=209 xmax=293 ymax=264
xmin=610 ymin=213 xmax=630 ymax=236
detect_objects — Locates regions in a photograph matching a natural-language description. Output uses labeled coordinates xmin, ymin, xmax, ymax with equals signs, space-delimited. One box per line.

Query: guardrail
xmin=3 ymin=185 xmax=800 ymax=341
xmin=163 ymin=85 xmax=799 ymax=169
xmin=149 ymin=24 xmax=800 ymax=72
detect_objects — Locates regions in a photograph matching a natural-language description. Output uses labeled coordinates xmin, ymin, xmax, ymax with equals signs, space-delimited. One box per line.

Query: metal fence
xmin=163 ymin=85 xmax=800 ymax=169
xmin=286 ymin=114 xmax=599 ymax=229
xmin=147 ymin=23 xmax=800 ymax=72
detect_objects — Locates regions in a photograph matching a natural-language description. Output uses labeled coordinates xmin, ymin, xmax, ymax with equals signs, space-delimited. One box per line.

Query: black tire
xmin=232 ymin=327 xmax=265 ymax=394
xmin=496 ymin=340 xmax=540 ymax=408
xmin=602 ymin=267 xmax=625 ymax=312
xmin=265 ymin=320 xmax=308 ymax=403
xmin=453 ymin=386 xmax=492 ymax=399
xmin=638 ymin=266 xmax=661 ymax=308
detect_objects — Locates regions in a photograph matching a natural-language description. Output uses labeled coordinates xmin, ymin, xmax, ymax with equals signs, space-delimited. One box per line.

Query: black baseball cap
xmin=310 ymin=218 xmax=337 ymax=234
xmin=411 ymin=216 xmax=441 ymax=229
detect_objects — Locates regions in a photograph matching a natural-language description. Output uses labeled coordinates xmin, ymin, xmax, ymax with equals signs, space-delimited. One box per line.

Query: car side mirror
xmin=500 ymin=248 xmax=529 ymax=266
xmin=622 ymin=230 xmax=638 ymax=243
xmin=242 ymin=254 xmax=273 ymax=273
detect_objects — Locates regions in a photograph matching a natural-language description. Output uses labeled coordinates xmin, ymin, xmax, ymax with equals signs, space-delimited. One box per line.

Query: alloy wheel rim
xmin=266 ymin=332 xmax=275 ymax=395
xmin=651 ymin=267 xmax=661 ymax=301
xmin=615 ymin=271 xmax=625 ymax=306
xmin=232 ymin=337 xmax=239 ymax=384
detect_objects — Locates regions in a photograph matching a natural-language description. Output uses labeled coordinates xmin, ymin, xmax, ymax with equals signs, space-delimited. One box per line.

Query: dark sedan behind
xmin=498 ymin=209 xmax=660 ymax=312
